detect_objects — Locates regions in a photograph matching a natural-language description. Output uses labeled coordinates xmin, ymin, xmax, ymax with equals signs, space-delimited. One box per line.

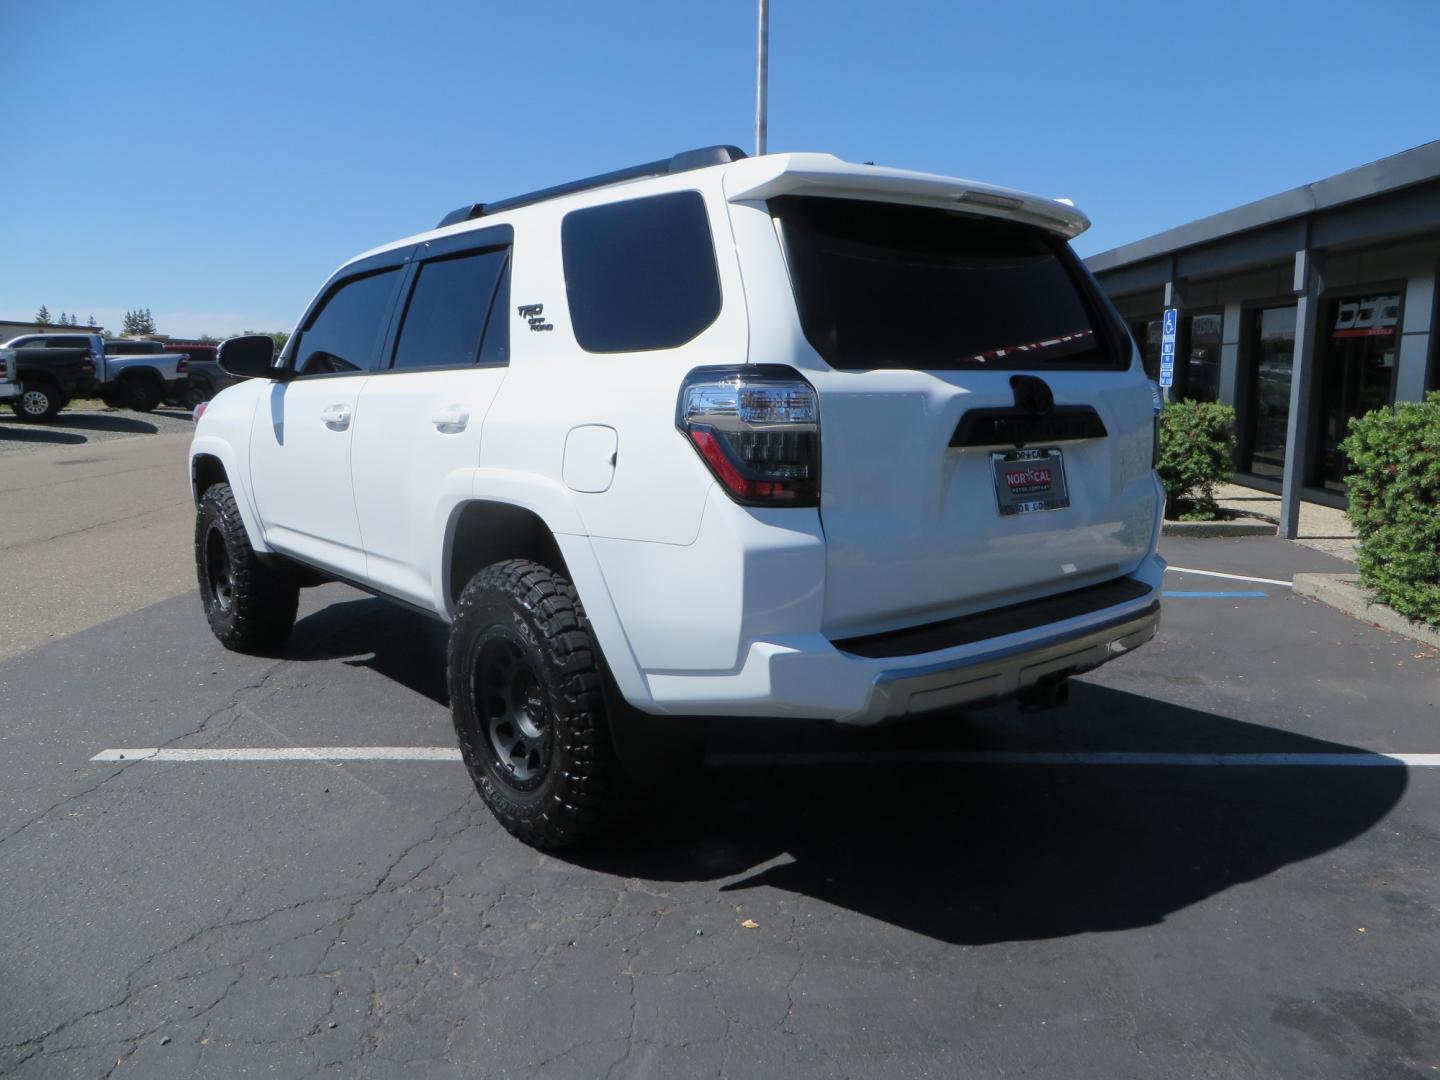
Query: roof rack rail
xmin=435 ymin=145 xmax=747 ymax=229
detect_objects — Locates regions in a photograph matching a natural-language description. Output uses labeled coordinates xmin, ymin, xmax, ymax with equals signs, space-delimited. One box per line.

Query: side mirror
xmin=218 ymin=335 xmax=283 ymax=380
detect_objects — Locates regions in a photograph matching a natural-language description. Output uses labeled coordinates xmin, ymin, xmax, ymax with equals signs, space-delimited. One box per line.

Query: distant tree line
xmin=32 ymin=305 xmax=288 ymax=349
xmin=34 ymin=306 xmax=97 ymax=329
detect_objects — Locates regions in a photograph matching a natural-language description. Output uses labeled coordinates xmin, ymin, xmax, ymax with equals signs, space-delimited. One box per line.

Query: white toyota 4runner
xmin=191 ymin=146 xmax=1164 ymax=848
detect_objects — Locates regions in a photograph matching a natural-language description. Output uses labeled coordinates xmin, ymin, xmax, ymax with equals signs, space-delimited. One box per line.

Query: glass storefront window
xmin=1184 ymin=313 xmax=1222 ymax=402
xmin=1315 ymin=293 xmax=1400 ymax=492
xmin=1131 ymin=318 xmax=1162 ymax=381
xmin=1244 ymin=305 xmax=1297 ymax=479
xmin=1131 ymin=313 xmax=1221 ymax=401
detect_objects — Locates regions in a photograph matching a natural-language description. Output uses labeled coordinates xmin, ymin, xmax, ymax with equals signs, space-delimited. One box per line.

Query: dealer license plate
xmin=990 ymin=448 xmax=1069 ymax=516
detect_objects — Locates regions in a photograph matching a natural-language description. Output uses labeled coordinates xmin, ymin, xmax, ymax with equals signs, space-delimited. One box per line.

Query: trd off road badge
xmin=517 ymin=303 xmax=553 ymax=332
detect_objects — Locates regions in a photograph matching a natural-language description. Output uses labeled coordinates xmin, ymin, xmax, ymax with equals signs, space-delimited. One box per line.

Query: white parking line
xmin=91 ymin=747 xmax=1440 ymax=767
xmin=1165 ymin=566 xmax=1293 ymax=587
xmin=92 ymin=747 xmax=461 ymax=762
xmin=707 ymin=751 xmax=1440 ymax=768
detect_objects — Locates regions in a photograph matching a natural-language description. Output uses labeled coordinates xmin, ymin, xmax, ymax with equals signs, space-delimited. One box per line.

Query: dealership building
xmin=1086 ymin=140 xmax=1439 ymax=536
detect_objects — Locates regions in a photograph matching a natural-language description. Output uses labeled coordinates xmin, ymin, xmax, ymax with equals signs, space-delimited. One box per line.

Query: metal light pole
xmin=755 ymin=0 xmax=769 ymax=156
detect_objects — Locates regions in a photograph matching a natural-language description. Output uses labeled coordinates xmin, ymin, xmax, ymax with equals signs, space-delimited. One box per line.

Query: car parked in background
xmin=0 ymin=333 xmax=188 ymax=419
xmin=0 ymin=347 xmax=20 ymax=406
xmin=163 ymin=344 xmax=240 ymax=405
xmin=0 ymin=333 xmax=101 ymax=420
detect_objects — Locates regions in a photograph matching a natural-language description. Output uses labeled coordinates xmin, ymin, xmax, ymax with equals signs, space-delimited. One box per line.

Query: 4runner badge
xmin=517 ymin=303 xmax=553 ymax=332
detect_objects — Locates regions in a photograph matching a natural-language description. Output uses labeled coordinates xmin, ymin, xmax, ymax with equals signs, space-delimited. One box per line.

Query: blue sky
xmin=3 ymin=0 xmax=1437 ymax=338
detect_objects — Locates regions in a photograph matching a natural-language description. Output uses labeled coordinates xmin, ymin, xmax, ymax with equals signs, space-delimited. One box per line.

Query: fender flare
xmin=190 ymin=434 xmax=270 ymax=553
xmin=440 ymin=470 xmax=655 ymax=712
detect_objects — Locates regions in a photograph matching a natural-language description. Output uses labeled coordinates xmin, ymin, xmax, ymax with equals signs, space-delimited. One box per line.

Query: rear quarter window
xmin=561 ymin=191 xmax=721 ymax=353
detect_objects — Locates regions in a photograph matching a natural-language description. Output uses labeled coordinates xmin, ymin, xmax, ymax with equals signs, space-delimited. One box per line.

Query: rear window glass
xmin=561 ymin=191 xmax=721 ymax=353
xmin=770 ymin=196 xmax=1123 ymax=371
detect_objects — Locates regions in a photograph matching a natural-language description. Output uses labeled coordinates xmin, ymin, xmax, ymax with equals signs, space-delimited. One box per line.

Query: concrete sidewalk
xmin=1214 ymin=482 xmax=1357 ymax=562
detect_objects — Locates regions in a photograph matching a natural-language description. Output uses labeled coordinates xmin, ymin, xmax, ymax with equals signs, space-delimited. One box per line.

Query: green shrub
xmin=1156 ymin=400 xmax=1237 ymax=521
xmin=1341 ymin=391 xmax=1440 ymax=625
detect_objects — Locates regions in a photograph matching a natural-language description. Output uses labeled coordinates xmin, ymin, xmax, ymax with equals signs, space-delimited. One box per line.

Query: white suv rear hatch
xmin=761 ymin=191 xmax=1158 ymax=640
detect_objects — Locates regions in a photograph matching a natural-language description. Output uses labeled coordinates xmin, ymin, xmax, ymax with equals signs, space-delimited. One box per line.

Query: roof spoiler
xmin=723 ymin=154 xmax=1091 ymax=239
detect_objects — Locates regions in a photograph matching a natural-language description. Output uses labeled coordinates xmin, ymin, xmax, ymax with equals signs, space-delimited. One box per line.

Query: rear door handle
xmin=320 ymin=404 xmax=352 ymax=431
xmin=431 ymin=405 xmax=470 ymax=433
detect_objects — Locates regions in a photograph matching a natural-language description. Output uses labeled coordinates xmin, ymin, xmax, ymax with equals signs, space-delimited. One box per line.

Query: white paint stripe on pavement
xmin=92 ymin=747 xmax=462 ymax=762
xmin=1165 ymin=566 xmax=1293 ymax=587
xmin=707 ymin=751 xmax=1440 ymax=767
xmin=91 ymin=747 xmax=1440 ymax=767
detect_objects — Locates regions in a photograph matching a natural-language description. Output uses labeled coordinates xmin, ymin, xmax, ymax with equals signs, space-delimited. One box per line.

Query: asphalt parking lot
xmin=0 ymin=406 xmax=195 ymax=456
xmin=1 ymin=428 xmax=1438 ymax=1078
xmin=0 ymin=410 xmax=195 ymax=659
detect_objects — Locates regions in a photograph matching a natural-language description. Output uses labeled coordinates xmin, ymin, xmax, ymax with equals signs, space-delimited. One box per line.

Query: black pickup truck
xmin=0 ymin=333 xmax=100 ymax=420
xmin=0 ymin=333 xmax=189 ymax=420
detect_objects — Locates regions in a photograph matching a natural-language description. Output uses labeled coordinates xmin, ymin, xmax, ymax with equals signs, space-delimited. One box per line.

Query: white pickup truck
xmin=0 ymin=333 xmax=188 ymax=420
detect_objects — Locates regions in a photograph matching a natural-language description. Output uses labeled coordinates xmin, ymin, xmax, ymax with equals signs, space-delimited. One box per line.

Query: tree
xmin=86 ymin=315 xmax=97 ymax=328
xmin=121 ymin=309 xmax=157 ymax=336
xmin=197 ymin=334 xmax=222 ymax=345
xmin=69 ymin=314 xmax=80 ymax=326
xmin=36 ymin=305 xmax=50 ymax=326
xmin=232 ymin=330 xmax=289 ymax=351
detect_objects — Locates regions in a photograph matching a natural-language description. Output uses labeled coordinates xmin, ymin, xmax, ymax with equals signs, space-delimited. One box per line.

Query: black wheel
xmin=121 ymin=377 xmax=162 ymax=412
xmin=185 ymin=379 xmax=212 ymax=407
xmin=448 ymin=559 xmax=637 ymax=849
xmin=195 ymin=483 xmax=299 ymax=652
xmin=10 ymin=382 xmax=62 ymax=421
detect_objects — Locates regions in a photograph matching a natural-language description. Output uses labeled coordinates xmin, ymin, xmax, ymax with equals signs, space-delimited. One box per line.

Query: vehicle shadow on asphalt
xmin=571 ymin=684 xmax=1409 ymax=946
xmin=286 ymin=597 xmax=451 ymax=705
xmin=0 ymin=413 xmax=163 ymax=444
xmin=283 ymin=597 xmax=1406 ymax=947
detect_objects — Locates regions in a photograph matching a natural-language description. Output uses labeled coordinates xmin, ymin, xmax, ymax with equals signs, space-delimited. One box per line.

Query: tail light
xmin=0 ymin=357 xmax=7 ymax=378
xmin=192 ymin=402 xmax=207 ymax=422
xmin=677 ymin=365 xmax=819 ymax=506
xmin=177 ymin=356 xmax=189 ymax=374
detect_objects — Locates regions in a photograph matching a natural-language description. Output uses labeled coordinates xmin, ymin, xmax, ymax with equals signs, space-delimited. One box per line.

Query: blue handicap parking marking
xmin=1163 ymin=590 xmax=1269 ymax=598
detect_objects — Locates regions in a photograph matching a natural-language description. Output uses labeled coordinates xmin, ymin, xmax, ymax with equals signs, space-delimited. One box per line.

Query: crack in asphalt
xmin=0 ymin=660 xmax=289 ymax=853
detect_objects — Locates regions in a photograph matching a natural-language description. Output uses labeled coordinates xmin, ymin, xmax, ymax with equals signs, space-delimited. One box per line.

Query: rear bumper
xmin=639 ymin=552 xmax=1165 ymax=724
xmin=846 ymin=599 xmax=1158 ymax=722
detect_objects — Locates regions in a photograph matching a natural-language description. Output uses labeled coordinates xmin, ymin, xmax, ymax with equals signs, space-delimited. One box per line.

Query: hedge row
xmin=1341 ymin=392 xmax=1440 ymax=625
xmin=1156 ymin=400 xmax=1237 ymax=521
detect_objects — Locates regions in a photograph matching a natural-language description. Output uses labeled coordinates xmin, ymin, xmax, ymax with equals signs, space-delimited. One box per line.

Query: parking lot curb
xmin=1293 ymin=573 xmax=1440 ymax=647
xmin=1161 ymin=518 xmax=1277 ymax=537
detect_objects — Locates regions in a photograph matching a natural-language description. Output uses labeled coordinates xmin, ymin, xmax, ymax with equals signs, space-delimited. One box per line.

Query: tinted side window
xmin=294 ymin=268 xmax=402 ymax=376
xmin=391 ymin=248 xmax=509 ymax=371
xmin=561 ymin=191 xmax=720 ymax=353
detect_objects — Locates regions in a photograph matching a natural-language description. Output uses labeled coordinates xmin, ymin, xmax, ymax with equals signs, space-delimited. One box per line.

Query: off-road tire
xmin=195 ymin=483 xmax=299 ymax=652
xmin=185 ymin=378 xmax=212 ymax=408
xmin=121 ymin=376 xmax=162 ymax=412
xmin=448 ymin=559 xmax=637 ymax=849
xmin=10 ymin=381 xmax=62 ymax=421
